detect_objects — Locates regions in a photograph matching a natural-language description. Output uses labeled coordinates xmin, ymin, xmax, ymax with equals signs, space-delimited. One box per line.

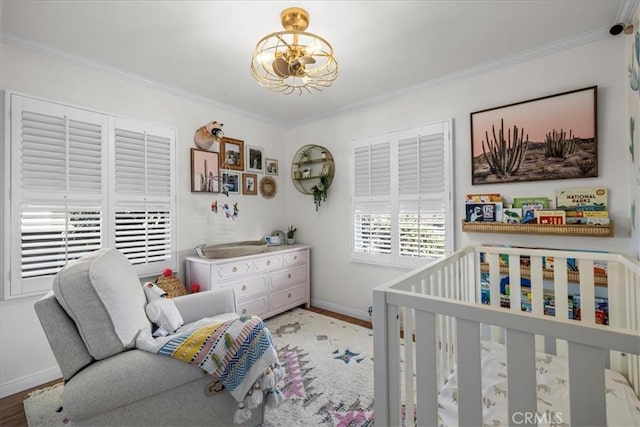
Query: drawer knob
xmin=267 ymin=260 xmax=271 ymax=265
xmin=294 ymin=255 xmax=297 ymax=260
xmin=288 ymin=273 xmax=292 ymax=279
xmin=241 ymin=285 xmax=247 ymax=291
xmin=242 ymin=308 xmax=247 ymax=314
xmin=288 ymin=293 xmax=292 ymax=298
xmin=232 ymin=267 xmax=237 ymax=272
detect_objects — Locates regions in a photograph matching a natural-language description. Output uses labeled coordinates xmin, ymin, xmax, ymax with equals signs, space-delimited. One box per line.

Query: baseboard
xmin=0 ymin=366 xmax=61 ymax=399
xmin=310 ymin=298 xmax=370 ymax=322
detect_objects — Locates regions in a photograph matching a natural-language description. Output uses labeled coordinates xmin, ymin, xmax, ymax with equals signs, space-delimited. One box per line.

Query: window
xmin=350 ymin=120 xmax=453 ymax=268
xmin=4 ymin=93 xmax=176 ymax=298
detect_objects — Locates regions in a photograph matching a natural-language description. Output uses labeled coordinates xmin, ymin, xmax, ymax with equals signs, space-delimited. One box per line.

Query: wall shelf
xmin=291 ymin=144 xmax=334 ymax=196
xmin=462 ymin=220 xmax=614 ymax=237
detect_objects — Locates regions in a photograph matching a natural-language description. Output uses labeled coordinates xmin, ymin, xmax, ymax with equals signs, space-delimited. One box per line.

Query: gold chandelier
xmin=250 ymin=7 xmax=338 ymax=95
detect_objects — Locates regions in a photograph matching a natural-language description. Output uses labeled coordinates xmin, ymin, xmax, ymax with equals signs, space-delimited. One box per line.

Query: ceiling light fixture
xmin=250 ymin=7 xmax=338 ymax=95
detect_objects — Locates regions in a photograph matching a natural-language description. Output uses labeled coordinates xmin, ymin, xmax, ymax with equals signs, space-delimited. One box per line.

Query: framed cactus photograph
xmin=470 ymin=86 xmax=597 ymax=185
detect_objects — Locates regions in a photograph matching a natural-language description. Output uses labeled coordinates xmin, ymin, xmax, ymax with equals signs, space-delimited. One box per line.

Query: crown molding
xmin=616 ymin=0 xmax=639 ymax=24
xmin=291 ymin=26 xmax=611 ymax=128
xmin=1 ymin=26 xmax=613 ymax=130
xmin=0 ymin=32 xmax=283 ymax=127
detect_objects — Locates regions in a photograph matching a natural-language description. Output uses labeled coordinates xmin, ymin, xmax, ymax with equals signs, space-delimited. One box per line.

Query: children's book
xmin=536 ymin=210 xmax=566 ymax=225
xmin=556 ymin=187 xmax=607 ymax=211
xmin=513 ymin=197 xmax=549 ymax=223
xmin=503 ymin=208 xmax=522 ymax=224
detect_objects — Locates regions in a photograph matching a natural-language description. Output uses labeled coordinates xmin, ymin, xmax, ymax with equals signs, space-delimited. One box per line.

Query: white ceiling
xmin=0 ymin=0 xmax=632 ymax=127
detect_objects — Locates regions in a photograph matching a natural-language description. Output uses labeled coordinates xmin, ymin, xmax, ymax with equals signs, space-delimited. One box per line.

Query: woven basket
xmin=155 ymin=274 xmax=187 ymax=298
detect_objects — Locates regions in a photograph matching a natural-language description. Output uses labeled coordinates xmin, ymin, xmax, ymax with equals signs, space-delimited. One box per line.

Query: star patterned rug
xmin=23 ymin=308 xmax=375 ymax=427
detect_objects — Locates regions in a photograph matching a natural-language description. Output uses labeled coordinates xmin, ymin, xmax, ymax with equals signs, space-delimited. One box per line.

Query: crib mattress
xmin=437 ymin=341 xmax=640 ymax=426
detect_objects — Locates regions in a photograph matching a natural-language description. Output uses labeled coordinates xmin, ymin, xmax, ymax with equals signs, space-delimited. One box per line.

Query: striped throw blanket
xmin=139 ymin=315 xmax=283 ymax=423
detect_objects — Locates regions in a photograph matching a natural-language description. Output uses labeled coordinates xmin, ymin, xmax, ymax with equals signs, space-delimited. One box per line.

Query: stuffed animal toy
xmin=193 ymin=121 xmax=224 ymax=150
xmin=142 ymin=282 xmax=184 ymax=336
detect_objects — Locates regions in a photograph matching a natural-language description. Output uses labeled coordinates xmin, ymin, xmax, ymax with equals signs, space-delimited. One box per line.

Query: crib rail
xmin=372 ymin=245 xmax=640 ymax=427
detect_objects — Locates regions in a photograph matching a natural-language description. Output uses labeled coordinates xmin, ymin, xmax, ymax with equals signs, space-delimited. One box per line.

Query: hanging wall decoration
xmin=259 ymin=176 xmax=277 ymax=199
xmin=191 ymin=148 xmax=220 ymax=193
xmin=470 ymin=86 xmax=597 ymax=185
xmin=193 ymin=121 xmax=224 ymax=150
xmin=219 ymin=137 xmax=245 ymax=171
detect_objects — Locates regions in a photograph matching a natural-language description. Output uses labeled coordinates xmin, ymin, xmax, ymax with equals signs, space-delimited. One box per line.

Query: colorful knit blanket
xmin=138 ymin=315 xmax=284 ymax=423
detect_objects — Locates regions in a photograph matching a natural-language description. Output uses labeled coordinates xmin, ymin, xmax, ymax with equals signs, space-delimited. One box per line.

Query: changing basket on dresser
xmin=185 ymin=245 xmax=311 ymax=319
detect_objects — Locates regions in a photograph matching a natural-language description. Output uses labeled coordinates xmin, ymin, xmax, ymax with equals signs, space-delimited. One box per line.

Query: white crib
xmin=372 ymin=245 xmax=640 ymax=426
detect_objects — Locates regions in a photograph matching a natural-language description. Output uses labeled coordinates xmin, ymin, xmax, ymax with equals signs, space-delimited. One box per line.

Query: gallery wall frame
xmin=190 ymin=148 xmax=220 ymax=193
xmin=470 ymin=86 xmax=597 ymax=185
xmin=221 ymin=171 xmax=240 ymax=194
xmin=242 ymin=173 xmax=258 ymax=195
xmin=265 ymin=158 xmax=278 ymax=175
xmin=246 ymin=145 xmax=264 ymax=173
xmin=220 ymin=137 xmax=244 ymax=171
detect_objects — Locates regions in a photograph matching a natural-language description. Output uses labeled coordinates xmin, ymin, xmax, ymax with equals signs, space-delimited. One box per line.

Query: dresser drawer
xmin=270 ymin=284 xmax=307 ymax=312
xmin=221 ymin=275 xmax=267 ymax=302
xmin=283 ymin=249 xmax=307 ymax=266
xmin=215 ymin=260 xmax=253 ymax=280
xmin=237 ymin=296 xmax=268 ymax=318
xmin=270 ymin=265 xmax=306 ymax=292
xmin=254 ymin=254 xmax=283 ymax=272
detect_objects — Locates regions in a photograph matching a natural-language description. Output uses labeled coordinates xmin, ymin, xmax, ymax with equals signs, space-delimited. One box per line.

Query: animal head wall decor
xmin=194 ymin=121 xmax=224 ymax=150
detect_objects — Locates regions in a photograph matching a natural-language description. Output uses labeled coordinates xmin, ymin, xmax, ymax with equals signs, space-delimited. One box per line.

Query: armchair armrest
xmin=173 ymin=288 xmax=237 ymax=325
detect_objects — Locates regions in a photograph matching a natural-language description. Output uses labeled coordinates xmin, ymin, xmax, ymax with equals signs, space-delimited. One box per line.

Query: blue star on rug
xmin=333 ymin=348 xmax=360 ymax=364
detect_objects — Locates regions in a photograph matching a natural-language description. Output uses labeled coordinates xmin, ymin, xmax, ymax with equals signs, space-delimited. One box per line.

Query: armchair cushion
xmin=53 ymin=248 xmax=150 ymax=360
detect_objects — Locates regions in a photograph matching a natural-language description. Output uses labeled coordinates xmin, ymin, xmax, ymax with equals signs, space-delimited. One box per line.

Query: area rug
xmin=23 ymin=308 xmax=375 ymax=426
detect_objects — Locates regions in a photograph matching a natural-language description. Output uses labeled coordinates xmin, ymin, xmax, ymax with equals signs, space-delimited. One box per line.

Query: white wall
xmin=0 ymin=42 xmax=289 ymax=396
xmin=283 ymin=36 xmax=630 ymax=320
xmin=0 ymin=34 xmax=631 ymax=397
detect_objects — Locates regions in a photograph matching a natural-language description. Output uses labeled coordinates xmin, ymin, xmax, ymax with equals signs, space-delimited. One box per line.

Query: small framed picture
xmin=246 ymin=145 xmax=264 ymax=173
xmin=265 ymin=158 xmax=278 ymax=175
xmin=221 ymin=171 xmax=240 ymax=194
xmin=242 ymin=173 xmax=258 ymax=195
xmin=220 ymin=137 xmax=244 ymax=171
xmin=190 ymin=148 xmax=220 ymax=193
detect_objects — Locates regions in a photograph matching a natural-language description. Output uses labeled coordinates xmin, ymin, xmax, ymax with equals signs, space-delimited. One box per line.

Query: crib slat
xmin=554 ymin=257 xmax=569 ymax=357
xmin=415 ymin=310 xmax=438 ymax=426
xmin=403 ymin=307 xmax=415 ymax=427
xmin=456 ymin=318 xmax=483 ymax=427
xmin=488 ymin=253 xmax=502 ymax=342
xmin=567 ymin=341 xmax=607 ymax=426
xmin=506 ymin=329 xmax=537 ymax=426
xmin=578 ymin=259 xmax=596 ymax=324
xmin=509 ymin=255 xmax=521 ymax=313
xmin=385 ymin=304 xmax=402 ymax=426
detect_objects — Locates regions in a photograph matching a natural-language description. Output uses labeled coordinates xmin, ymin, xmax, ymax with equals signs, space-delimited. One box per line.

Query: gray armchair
xmin=34 ymin=248 xmax=263 ymax=426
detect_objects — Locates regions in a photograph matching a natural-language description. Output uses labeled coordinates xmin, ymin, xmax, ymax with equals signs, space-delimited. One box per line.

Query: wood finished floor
xmin=0 ymin=307 xmax=371 ymax=426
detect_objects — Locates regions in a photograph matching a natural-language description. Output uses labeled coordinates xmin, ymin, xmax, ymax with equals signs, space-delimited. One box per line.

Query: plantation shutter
xmin=350 ymin=121 xmax=452 ymax=267
xmin=9 ymin=95 xmax=107 ymax=296
xmin=398 ymin=133 xmax=447 ymax=261
xmin=352 ymin=141 xmax=393 ymax=264
xmin=111 ymin=118 xmax=176 ymax=275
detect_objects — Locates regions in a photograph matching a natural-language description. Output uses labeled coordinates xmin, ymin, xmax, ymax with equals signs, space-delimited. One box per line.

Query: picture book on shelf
xmin=466 ymin=203 xmax=498 ymax=222
xmin=536 ymin=210 xmax=566 ymax=225
xmin=513 ymin=197 xmax=549 ymax=224
xmin=503 ymin=208 xmax=522 ymax=224
xmin=556 ymin=187 xmax=607 ymax=211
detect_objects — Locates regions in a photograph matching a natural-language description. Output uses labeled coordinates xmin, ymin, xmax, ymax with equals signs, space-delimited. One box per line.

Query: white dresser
xmin=185 ymin=245 xmax=311 ymax=319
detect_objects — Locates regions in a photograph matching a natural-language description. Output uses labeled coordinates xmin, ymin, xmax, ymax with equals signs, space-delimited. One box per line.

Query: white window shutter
xmin=112 ymin=118 xmax=176 ymax=275
xmin=399 ymin=199 xmax=446 ymax=259
xmin=6 ymin=94 xmax=176 ymax=298
xmin=9 ymin=95 xmax=107 ymax=297
xmin=351 ymin=120 xmax=453 ymax=267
